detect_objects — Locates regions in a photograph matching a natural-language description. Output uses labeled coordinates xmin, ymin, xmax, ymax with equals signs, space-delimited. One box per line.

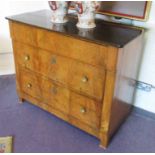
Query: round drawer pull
xmin=27 ymin=83 xmax=32 ymax=88
xmin=81 ymin=76 xmax=88 ymax=83
xmin=51 ymin=57 xmax=57 ymax=64
xmin=80 ymin=107 xmax=86 ymax=114
xmin=24 ymin=55 xmax=30 ymax=61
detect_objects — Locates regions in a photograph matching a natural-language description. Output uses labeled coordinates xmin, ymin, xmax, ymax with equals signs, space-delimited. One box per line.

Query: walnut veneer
xmin=7 ymin=10 xmax=143 ymax=148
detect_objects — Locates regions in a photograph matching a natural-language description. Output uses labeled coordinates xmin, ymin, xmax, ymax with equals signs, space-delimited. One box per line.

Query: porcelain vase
xmin=48 ymin=1 xmax=69 ymax=24
xmin=75 ymin=1 xmax=100 ymax=29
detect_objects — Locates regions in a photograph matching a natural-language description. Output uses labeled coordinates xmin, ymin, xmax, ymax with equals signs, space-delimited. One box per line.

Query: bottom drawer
xmin=20 ymin=91 xmax=99 ymax=138
xmin=70 ymin=92 xmax=101 ymax=130
xmin=19 ymin=69 xmax=101 ymax=137
xmin=19 ymin=92 xmax=70 ymax=123
xmin=19 ymin=70 xmax=42 ymax=99
xmin=19 ymin=69 xmax=70 ymax=114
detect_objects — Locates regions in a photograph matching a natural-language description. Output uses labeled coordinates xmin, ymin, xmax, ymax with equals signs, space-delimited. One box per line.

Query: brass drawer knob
xmin=24 ymin=55 xmax=30 ymax=61
xmin=81 ymin=76 xmax=88 ymax=83
xmin=27 ymin=83 xmax=32 ymax=88
xmin=51 ymin=57 xmax=57 ymax=64
xmin=80 ymin=107 xmax=86 ymax=114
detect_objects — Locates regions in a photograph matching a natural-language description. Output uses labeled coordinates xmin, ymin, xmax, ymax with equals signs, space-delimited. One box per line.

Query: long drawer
xmin=11 ymin=22 xmax=107 ymax=68
xmin=14 ymin=42 xmax=105 ymax=101
xmin=19 ymin=69 xmax=102 ymax=131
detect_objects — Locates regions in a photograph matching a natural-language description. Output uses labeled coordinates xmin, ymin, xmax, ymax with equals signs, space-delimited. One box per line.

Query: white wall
xmin=0 ymin=1 xmax=49 ymax=54
xmin=0 ymin=1 xmax=155 ymax=113
xmin=0 ymin=1 xmax=49 ymax=74
xmin=0 ymin=1 xmax=12 ymax=54
xmin=132 ymin=2 xmax=155 ymax=113
xmin=96 ymin=2 xmax=155 ymax=113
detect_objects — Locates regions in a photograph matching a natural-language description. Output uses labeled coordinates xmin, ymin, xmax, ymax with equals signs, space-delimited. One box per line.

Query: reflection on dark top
xmin=6 ymin=10 xmax=143 ymax=48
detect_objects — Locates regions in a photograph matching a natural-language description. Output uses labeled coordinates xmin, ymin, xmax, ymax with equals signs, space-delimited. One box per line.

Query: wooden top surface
xmin=6 ymin=10 xmax=143 ymax=48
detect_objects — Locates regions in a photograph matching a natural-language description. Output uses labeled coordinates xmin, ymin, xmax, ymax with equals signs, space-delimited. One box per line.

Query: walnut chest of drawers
xmin=6 ymin=10 xmax=143 ymax=148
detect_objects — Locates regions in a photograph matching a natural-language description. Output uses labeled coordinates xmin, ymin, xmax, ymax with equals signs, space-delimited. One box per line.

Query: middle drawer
xmin=14 ymin=42 xmax=105 ymax=101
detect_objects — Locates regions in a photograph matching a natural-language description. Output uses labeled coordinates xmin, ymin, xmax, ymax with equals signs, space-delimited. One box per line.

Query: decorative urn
xmin=48 ymin=1 xmax=69 ymax=23
xmin=75 ymin=1 xmax=100 ymax=29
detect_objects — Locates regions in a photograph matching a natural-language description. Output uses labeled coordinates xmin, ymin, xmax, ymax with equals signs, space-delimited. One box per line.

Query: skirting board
xmin=132 ymin=106 xmax=155 ymax=120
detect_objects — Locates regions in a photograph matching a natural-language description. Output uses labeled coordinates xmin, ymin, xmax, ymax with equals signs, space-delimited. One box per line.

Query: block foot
xmin=99 ymin=144 xmax=107 ymax=150
xmin=19 ymin=97 xmax=24 ymax=104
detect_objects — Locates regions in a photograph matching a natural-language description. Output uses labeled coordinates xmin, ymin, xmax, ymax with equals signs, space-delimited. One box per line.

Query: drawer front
xmin=19 ymin=69 xmax=70 ymax=114
xmin=38 ymin=49 xmax=72 ymax=85
xmin=14 ymin=42 xmax=71 ymax=86
xmin=69 ymin=61 xmax=105 ymax=100
xmin=18 ymin=69 xmax=101 ymax=135
xmin=19 ymin=70 xmax=41 ymax=99
xmin=37 ymin=28 xmax=107 ymax=67
xmin=39 ymin=51 xmax=105 ymax=100
xmin=41 ymin=77 xmax=70 ymax=114
xmin=13 ymin=41 xmax=39 ymax=71
xmin=10 ymin=22 xmax=107 ymax=68
xmin=20 ymin=90 xmax=99 ymax=137
xmin=10 ymin=22 xmax=37 ymax=46
xmin=70 ymin=92 xmax=101 ymax=129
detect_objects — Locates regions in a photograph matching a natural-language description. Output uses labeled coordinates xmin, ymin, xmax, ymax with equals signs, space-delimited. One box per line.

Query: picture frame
xmin=98 ymin=1 xmax=152 ymax=21
xmin=69 ymin=1 xmax=152 ymax=21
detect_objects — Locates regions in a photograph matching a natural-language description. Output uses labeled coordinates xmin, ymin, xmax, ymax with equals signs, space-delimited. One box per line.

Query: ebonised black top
xmin=6 ymin=10 xmax=143 ymax=48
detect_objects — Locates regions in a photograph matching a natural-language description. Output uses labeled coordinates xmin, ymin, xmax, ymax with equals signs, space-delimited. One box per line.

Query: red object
xmin=48 ymin=1 xmax=57 ymax=11
xmin=0 ymin=149 xmax=4 ymax=153
xmin=75 ymin=2 xmax=83 ymax=14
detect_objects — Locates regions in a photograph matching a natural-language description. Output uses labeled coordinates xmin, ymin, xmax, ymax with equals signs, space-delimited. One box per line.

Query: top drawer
xmin=10 ymin=22 xmax=107 ymax=68
xmin=9 ymin=22 xmax=37 ymax=46
xmin=37 ymin=28 xmax=107 ymax=68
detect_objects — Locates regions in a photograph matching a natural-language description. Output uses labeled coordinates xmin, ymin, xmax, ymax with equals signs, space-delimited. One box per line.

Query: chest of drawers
xmin=7 ymin=10 xmax=143 ymax=148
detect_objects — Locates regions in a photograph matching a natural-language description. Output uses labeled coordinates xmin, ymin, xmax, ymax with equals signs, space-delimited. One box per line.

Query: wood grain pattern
xmin=17 ymin=79 xmax=100 ymax=138
xmin=108 ymin=34 xmax=144 ymax=138
xmin=19 ymin=68 xmax=70 ymax=114
xmin=69 ymin=116 xmax=99 ymax=137
xmin=69 ymin=61 xmax=105 ymax=101
xmin=37 ymin=28 xmax=107 ymax=68
xmin=18 ymin=68 xmax=102 ymax=135
xmin=70 ymin=92 xmax=101 ymax=129
xmin=13 ymin=40 xmax=105 ymax=100
xmin=20 ymin=91 xmax=70 ymax=123
xmin=99 ymin=71 xmax=116 ymax=147
xmin=8 ymin=20 xmax=143 ymax=149
xmin=19 ymin=69 xmax=42 ymax=100
xmin=99 ymin=34 xmax=143 ymax=148
xmin=11 ymin=22 xmax=107 ymax=68
xmin=13 ymin=41 xmax=39 ymax=71
xmin=38 ymin=49 xmax=72 ymax=85
xmin=41 ymin=77 xmax=70 ymax=114
xmin=10 ymin=22 xmax=37 ymax=46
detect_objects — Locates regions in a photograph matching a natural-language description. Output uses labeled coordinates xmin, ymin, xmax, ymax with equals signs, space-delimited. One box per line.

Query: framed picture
xmin=0 ymin=136 xmax=13 ymax=153
xmin=70 ymin=1 xmax=151 ymax=21
xmin=98 ymin=1 xmax=151 ymax=21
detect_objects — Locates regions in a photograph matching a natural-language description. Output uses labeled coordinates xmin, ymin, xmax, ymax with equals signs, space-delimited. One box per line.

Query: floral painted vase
xmin=48 ymin=1 xmax=69 ymax=23
xmin=75 ymin=1 xmax=100 ymax=29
